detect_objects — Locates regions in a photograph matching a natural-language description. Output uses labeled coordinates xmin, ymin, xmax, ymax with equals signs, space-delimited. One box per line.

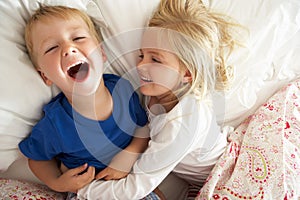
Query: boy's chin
xmin=71 ymin=83 xmax=101 ymax=97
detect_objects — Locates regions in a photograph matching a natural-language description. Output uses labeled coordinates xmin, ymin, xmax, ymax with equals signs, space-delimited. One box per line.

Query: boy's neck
xmin=67 ymin=82 xmax=113 ymax=121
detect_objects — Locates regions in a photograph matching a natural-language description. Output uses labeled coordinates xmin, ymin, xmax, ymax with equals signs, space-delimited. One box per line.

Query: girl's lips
xmin=138 ymin=70 xmax=153 ymax=82
xmin=140 ymin=75 xmax=153 ymax=82
xmin=67 ymin=61 xmax=89 ymax=82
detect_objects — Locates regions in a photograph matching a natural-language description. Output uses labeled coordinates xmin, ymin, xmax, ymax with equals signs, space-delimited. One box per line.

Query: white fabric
xmin=78 ymin=95 xmax=227 ymax=199
xmin=95 ymin=0 xmax=160 ymax=85
xmin=209 ymin=0 xmax=300 ymax=127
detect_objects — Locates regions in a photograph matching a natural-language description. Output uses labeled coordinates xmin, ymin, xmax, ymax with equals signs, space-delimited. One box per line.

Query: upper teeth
xmin=68 ymin=61 xmax=83 ymax=69
xmin=141 ymin=76 xmax=152 ymax=82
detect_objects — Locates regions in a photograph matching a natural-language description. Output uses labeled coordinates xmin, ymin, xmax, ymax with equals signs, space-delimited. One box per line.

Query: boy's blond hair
xmin=148 ymin=0 xmax=242 ymax=99
xmin=25 ymin=5 xmax=101 ymax=67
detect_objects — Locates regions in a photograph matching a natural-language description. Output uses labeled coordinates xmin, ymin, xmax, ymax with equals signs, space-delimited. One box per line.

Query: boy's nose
xmin=63 ymin=46 xmax=77 ymax=57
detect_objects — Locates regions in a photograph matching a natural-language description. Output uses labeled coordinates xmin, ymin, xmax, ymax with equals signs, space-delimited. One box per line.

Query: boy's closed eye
xmin=73 ymin=36 xmax=86 ymax=41
xmin=45 ymin=45 xmax=58 ymax=54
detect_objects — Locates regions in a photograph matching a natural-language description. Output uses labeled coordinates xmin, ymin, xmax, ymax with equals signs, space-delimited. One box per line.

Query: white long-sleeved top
xmin=78 ymin=94 xmax=227 ymax=200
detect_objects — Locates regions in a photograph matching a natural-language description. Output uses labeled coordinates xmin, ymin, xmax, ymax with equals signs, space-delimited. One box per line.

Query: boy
xmin=19 ymin=5 xmax=149 ymax=193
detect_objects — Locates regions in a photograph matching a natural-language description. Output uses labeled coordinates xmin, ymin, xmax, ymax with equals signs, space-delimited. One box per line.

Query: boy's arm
xmin=28 ymin=159 xmax=95 ymax=193
xmin=96 ymin=125 xmax=150 ymax=180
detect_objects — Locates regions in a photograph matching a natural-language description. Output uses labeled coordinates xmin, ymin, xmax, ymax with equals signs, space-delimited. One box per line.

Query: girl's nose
xmin=137 ymin=59 xmax=145 ymax=68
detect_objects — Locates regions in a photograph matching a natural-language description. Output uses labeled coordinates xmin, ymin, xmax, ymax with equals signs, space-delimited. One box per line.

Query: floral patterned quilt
xmin=0 ymin=178 xmax=66 ymax=199
xmin=197 ymin=79 xmax=300 ymax=199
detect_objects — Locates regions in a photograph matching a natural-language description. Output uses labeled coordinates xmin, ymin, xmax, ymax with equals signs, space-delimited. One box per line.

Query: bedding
xmin=0 ymin=178 xmax=66 ymax=199
xmin=197 ymin=79 xmax=300 ymax=199
xmin=0 ymin=0 xmax=300 ymax=199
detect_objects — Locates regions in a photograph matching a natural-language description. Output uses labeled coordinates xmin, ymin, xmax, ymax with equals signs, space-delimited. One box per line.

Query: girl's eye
xmin=152 ymin=57 xmax=161 ymax=63
xmin=138 ymin=54 xmax=144 ymax=59
xmin=45 ymin=46 xmax=58 ymax=54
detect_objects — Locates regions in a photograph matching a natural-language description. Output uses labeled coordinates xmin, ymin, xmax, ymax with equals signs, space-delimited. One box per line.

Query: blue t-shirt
xmin=19 ymin=74 xmax=147 ymax=172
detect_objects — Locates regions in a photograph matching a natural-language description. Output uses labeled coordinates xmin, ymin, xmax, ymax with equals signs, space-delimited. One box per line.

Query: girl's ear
xmin=182 ymin=69 xmax=192 ymax=83
xmin=39 ymin=70 xmax=53 ymax=86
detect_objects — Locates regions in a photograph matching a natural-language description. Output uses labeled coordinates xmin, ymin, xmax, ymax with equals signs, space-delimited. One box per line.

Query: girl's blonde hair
xmin=148 ymin=0 xmax=241 ymax=99
xmin=25 ymin=5 xmax=101 ymax=67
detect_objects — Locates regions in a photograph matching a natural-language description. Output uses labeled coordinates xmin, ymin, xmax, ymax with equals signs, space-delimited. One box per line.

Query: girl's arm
xmin=96 ymin=125 xmax=150 ymax=180
xmin=78 ymin=124 xmax=197 ymax=199
xmin=77 ymin=98 xmax=209 ymax=200
xmin=28 ymin=159 xmax=95 ymax=193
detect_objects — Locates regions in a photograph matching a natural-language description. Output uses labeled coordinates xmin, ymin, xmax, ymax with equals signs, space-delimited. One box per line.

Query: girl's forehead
xmin=141 ymin=28 xmax=172 ymax=52
xmin=141 ymin=27 xmax=188 ymax=53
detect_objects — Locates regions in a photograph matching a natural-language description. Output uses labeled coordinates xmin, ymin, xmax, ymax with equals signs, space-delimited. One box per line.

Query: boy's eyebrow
xmin=39 ymin=26 xmax=85 ymax=48
xmin=39 ymin=36 xmax=53 ymax=50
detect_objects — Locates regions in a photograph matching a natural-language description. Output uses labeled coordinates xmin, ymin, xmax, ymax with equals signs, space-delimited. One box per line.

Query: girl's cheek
xmin=149 ymin=66 xmax=181 ymax=89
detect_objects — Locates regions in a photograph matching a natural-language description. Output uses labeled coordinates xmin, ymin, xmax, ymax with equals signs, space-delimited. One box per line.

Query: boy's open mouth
xmin=67 ymin=61 xmax=89 ymax=82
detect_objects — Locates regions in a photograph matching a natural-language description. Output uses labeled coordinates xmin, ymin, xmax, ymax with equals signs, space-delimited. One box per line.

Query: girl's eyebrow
xmin=140 ymin=49 xmax=165 ymax=60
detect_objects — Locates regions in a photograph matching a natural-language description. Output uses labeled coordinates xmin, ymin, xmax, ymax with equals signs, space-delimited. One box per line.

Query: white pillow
xmin=95 ymin=0 xmax=300 ymax=127
xmin=208 ymin=0 xmax=300 ymax=126
xmin=0 ymin=0 xmax=104 ymax=172
xmin=95 ymin=0 xmax=160 ymax=84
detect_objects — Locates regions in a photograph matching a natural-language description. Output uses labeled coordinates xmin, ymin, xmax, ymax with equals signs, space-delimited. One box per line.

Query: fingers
xmin=67 ymin=164 xmax=95 ymax=183
xmin=97 ymin=173 xmax=115 ymax=181
xmin=84 ymin=166 xmax=96 ymax=180
xmin=67 ymin=163 xmax=89 ymax=176
xmin=95 ymin=168 xmax=107 ymax=180
xmin=70 ymin=166 xmax=95 ymax=192
xmin=95 ymin=167 xmax=128 ymax=180
xmin=56 ymin=164 xmax=96 ymax=193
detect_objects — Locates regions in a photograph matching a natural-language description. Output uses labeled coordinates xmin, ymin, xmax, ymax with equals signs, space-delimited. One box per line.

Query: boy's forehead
xmin=32 ymin=14 xmax=81 ymax=25
xmin=31 ymin=15 xmax=87 ymax=34
xmin=30 ymin=16 xmax=87 ymax=47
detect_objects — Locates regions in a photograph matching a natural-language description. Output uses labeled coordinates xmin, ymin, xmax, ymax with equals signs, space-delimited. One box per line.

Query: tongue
xmin=67 ymin=63 xmax=89 ymax=81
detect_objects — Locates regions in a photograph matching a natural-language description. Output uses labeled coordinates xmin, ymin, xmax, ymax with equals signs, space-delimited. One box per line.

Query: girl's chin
xmin=139 ymin=86 xmax=164 ymax=97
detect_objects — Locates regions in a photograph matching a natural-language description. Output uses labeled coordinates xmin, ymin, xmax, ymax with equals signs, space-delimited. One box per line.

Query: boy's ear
xmin=182 ymin=69 xmax=192 ymax=83
xmin=38 ymin=70 xmax=53 ymax=86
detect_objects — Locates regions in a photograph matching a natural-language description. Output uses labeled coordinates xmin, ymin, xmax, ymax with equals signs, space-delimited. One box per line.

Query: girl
xmin=76 ymin=0 xmax=242 ymax=199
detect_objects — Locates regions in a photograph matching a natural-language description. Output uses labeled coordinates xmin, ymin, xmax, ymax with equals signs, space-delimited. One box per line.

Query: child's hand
xmin=95 ymin=166 xmax=129 ymax=180
xmin=95 ymin=149 xmax=138 ymax=180
xmin=55 ymin=163 xmax=95 ymax=193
